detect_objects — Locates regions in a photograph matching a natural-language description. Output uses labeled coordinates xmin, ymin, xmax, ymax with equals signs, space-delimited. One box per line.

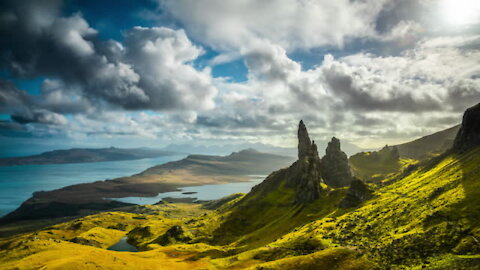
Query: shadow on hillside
xmin=449 ymin=148 xmax=480 ymax=230
xmin=423 ymin=148 xmax=480 ymax=255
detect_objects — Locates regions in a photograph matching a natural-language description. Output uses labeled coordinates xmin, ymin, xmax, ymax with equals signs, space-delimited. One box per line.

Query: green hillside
xmin=349 ymin=145 xmax=417 ymax=182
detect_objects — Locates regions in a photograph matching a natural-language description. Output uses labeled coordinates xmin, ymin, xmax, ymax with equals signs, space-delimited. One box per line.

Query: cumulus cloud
xmin=192 ymin=34 xmax=480 ymax=147
xmin=1 ymin=0 xmax=480 ymax=149
xmin=11 ymin=109 xmax=68 ymax=125
xmin=123 ymin=27 xmax=217 ymax=110
xmin=0 ymin=79 xmax=69 ymax=125
xmin=0 ymin=80 xmax=32 ymax=112
xmin=0 ymin=0 xmax=218 ymax=112
xmin=158 ymin=0 xmax=387 ymax=51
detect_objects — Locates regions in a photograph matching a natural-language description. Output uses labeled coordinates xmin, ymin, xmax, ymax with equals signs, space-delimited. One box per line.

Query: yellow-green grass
xmin=349 ymin=149 xmax=417 ymax=182
xmin=269 ymin=147 xmax=480 ymax=268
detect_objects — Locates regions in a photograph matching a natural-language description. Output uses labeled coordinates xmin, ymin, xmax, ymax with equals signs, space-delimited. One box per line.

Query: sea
xmin=0 ymin=155 xmax=265 ymax=217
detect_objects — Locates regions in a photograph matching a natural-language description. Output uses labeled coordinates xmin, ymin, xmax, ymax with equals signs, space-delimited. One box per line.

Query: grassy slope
xmin=270 ymin=147 xmax=480 ymax=269
xmin=395 ymin=125 xmax=460 ymax=160
xmin=1 ymin=148 xmax=479 ymax=270
xmin=349 ymin=149 xmax=416 ymax=182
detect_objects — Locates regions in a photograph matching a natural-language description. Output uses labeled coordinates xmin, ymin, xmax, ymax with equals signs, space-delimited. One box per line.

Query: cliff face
xmin=290 ymin=121 xmax=322 ymax=203
xmin=321 ymin=137 xmax=353 ymax=187
xmin=453 ymin=103 xmax=480 ymax=152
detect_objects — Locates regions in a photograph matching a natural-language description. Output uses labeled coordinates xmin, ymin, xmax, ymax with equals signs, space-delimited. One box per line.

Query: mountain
xmin=0 ymin=147 xmax=177 ymax=166
xmin=1 ymin=104 xmax=479 ymax=269
xmin=394 ymin=125 xmax=460 ymax=159
xmin=162 ymin=140 xmax=364 ymax=158
xmin=0 ymin=149 xmax=294 ymax=224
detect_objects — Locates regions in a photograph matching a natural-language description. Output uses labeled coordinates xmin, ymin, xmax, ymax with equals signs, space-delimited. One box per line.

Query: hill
xmin=0 ymin=147 xmax=177 ymax=166
xmin=349 ymin=145 xmax=417 ymax=182
xmin=394 ymin=125 xmax=460 ymax=159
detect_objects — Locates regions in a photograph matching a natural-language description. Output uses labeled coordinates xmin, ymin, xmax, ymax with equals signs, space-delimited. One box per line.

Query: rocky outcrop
xmin=247 ymin=121 xmax=322 ymax=204
xmin=453 ymin=103 xmax=480 ymax=152
xmin=321 ymin=137 xmax=353 ymax=187
xmin=291 ymin=121 xmax=323 ymax=203
xmin=154 ymin=225 xmax=192 ymax=246
xmin=292 ymin=140 xmax=322 ymax=203
xmin=298 ymin=120 xmax=312 ymax=159
xmin=339 ymin=178 xmax=372 ymax=208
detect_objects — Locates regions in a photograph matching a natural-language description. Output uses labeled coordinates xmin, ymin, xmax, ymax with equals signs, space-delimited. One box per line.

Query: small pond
xmin=107 ymin=236 xmax=138 ymax=252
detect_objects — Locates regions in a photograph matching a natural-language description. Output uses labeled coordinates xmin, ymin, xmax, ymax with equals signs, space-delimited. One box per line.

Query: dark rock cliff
xmin=453 ymin=103 xmax=480 ymax=152
xmin=321 ymin=137 xmax=353 ymax=187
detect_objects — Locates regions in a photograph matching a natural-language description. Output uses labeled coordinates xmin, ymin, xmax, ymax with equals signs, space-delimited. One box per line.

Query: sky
xmin=0 ymin=0 xmax=480 ymax=155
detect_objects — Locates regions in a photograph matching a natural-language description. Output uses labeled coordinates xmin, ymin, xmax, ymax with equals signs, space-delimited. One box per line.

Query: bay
xmin=110 ymin=175 xmax=266 ymax=205
xmin=0 ymin=155 xmax=185 ymax=217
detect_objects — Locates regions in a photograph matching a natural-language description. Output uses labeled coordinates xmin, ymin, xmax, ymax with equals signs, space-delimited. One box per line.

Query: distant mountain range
xmin=162 ymin=140 xmax=364 ymax=157
xmin=0 ymin=147 xmax=177 ymax=166
xmin=0 ymin=124 xmax=459 ymax=167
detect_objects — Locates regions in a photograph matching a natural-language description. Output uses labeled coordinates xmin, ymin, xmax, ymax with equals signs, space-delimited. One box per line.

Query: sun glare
xmin=441 ymin=0 xmax=480 ymax=25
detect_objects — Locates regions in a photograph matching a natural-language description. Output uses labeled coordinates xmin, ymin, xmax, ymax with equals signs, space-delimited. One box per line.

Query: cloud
xmin=190 ymin=34 xmax=479 ymax=147
xmin=1 ymin=0 xmax=479 ymax=149
xmin=0 ymin=79 xmax=32 ymax=112
xmin=123 ymin=27 xmax=217 ymax=110
xmin=158 ymin=0 xmax=387 ymax=52
xmin=0 ymin=0 xmax=218 ymax=112
xmin=11 ymin=109 xmax=68 ymax=125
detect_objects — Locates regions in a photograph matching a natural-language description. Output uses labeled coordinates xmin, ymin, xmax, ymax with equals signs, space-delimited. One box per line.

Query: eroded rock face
xmin=453 ymin=103 xmax=480 ymax=152
xmin=293 ymin=139 xmax=322 ymax=204
xmin=339 ymin=178 xmax=372 ymax=208
xmin=241 ymin=121 xmax=323 ymax=204
xmin=321 ymin=137 xmax=353 ymax=187
xmin=298 ymin=120 xmax=312 ymax=160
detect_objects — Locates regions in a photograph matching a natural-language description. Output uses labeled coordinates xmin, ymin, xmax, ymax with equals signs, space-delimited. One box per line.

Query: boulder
xmin=339 ymin=178 xmax=373 ymax=208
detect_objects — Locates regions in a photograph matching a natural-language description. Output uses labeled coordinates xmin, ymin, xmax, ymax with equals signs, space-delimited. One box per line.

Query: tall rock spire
xmin=298 ymin=120 xmax=312 ymax=160
xmin=241 ymin=120 xmax=322 ymax=204
xmin=293 ymin=121 xmax=322 ymax=203
xmin=321 ymin=137 xmax=353 ymax=187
